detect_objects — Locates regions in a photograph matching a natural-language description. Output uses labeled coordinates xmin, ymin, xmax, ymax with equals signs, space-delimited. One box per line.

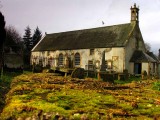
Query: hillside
xmin=0 ymin=73 xmax=160 ymax=120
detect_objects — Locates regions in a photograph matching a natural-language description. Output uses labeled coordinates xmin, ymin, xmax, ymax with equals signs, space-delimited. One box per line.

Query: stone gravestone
xmin=123 ymin=69 xmax=129 ymax=80
xmin=141 ymin=70 xmax=147 ymax=80
xmin=71 ymin=68 xmax=85 ymax=79
xmin=100 ymin=51 xmax=107 ymax=71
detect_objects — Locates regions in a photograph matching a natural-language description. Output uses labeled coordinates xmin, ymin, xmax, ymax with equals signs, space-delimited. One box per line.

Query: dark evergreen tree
xmin=32 ymin=26 xmax=42 ymax=48
xmin=23 ymin=26 xmax=32 ymax=51
xmin=0 ymin=12 xmax=6 ymax=49
xmin=0 ymin=12 xmax=6 ymax=76
xmin=23 ymin=26 xmax=32 ymax=67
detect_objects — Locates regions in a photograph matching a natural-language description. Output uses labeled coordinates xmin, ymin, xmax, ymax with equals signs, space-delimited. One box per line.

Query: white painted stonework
xmin=31 ymin=47 xmax=125 ymax=73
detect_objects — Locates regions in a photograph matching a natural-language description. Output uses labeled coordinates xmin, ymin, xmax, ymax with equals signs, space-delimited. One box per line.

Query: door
xmin=134 ymin=63 xmax=141 ymax=74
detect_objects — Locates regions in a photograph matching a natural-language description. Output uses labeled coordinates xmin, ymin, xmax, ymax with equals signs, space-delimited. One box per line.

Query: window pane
xmin=59 ymin=54 xmax=63 ymax=66
xmin=90 ymin=49 xmax=94 ymax=55
xmin=75 ymin=53 xmax=80 ymax=66
xmin=88 ymin=60 xmax=94 ymax=70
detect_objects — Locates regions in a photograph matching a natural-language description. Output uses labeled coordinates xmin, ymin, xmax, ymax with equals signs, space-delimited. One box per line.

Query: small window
xmin=88 ymin=60 xmax=94 ymax=70
xmin=88 ymin=60 xmax=93 ymax=65
xmin=58 ymin=53 xmax=64 ymax=66
xmin=75 ymin=53 xmax=80 ymax=66
xmin=90 ymin=49 xmax=94 ymax=55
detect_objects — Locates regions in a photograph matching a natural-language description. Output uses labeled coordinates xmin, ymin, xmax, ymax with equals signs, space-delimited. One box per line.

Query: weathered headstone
xmin=141 ymin=70 xmax=147 ymax=80
xmin=100 ymin=51 xmax=107 ymax=71
xmin=33 ymin=64 xmax=43 ymax=73
xmin=123 ymin=69 xmax=129 ymax=80
xmin=71 ymin=68 xmax=85 ymax=79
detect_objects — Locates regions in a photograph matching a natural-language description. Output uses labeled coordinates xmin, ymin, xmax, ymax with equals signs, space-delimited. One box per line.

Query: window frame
xmin=90 ymin=49 xmax=94 ymax=55
xmin=88 ymin=60 xmax=94 ymax=70
xmin=58 ymin=53 xmax=64 ymax=66
xmin=74 ymin=53 xmax=80 ymax=66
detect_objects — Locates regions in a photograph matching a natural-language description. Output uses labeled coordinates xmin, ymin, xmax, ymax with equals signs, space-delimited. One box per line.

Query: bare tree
xmin=145 ymin=42 xmax=151 ymax=52
xmin=5 ymin=25 xmax=22 ymax=53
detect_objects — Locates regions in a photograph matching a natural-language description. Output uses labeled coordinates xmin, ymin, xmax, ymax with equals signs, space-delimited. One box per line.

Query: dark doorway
xmin=134 ymin=63 xmax=141 ymax=74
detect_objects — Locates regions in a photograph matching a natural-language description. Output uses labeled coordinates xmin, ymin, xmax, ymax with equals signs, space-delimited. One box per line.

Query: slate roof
xmin=147 ymin=52 xmax=160 ymax=63
xmin=130 ymin=50 xmax=156 ymax=63
xmin=32 ymin=23 xmax=135 ymax=51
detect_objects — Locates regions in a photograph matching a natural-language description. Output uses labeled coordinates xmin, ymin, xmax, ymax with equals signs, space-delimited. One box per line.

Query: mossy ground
xmin=0 ymin=73 xmax=160 ymax=120
xmin=0 ymin=72 xmax=21 ymax=113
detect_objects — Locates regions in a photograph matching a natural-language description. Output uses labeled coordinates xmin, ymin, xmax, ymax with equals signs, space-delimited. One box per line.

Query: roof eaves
xmin=31 ymin=34 xmax=46 ymax=52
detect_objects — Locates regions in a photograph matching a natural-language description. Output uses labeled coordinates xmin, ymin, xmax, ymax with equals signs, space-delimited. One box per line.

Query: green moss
xmin=118 ymin=103 xmax=133 ymax=111
xmin=1 ymin=73 xmax=160 ymax=119
xmin=114 ymin=76 xmax=141 ymax=84
xmin=153 ymin=81 xmax=160 ymax=91
xmin=33 ymin=88 xmax=50 ymax=94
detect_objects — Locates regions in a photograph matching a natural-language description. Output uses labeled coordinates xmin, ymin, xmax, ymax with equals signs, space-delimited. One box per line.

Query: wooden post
xmin=98 ymin=71 xmax=101 ymax=80
xmin=148 ymin=63 xmax=151 ymax=79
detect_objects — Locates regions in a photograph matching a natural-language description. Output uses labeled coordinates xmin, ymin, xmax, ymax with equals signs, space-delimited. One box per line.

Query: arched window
xmin=58 ymin=53 xmax=64 ymax=66
xmin=75 ymin=53 xmax=80 ymax=66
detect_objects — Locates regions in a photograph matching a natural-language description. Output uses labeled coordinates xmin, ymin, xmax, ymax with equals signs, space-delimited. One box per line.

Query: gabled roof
xmin=147 ymin=52 xmax=160 ymax=63
xmin=130 ymin=50 xmax=156 ymax=63
xmin=32 ymin=23 xmax=136 ymax=51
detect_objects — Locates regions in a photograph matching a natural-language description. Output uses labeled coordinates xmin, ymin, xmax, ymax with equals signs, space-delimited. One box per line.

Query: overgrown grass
xmin=1 ymin=88 xmax=116 ymax=119
xmin=152 ymin=81 xmax=160 ymax=91
xmin=0 ymin=72 xmax=23 ymax=112
xmin=114 ymin=76 xmax=141 ymax=84
xmin=1 ymin=73 xmax=160 ymax=119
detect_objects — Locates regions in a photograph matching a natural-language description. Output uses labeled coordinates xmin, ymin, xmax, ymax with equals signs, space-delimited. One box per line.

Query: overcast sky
xmin=0 ymin=0 xmax=160 ymax=53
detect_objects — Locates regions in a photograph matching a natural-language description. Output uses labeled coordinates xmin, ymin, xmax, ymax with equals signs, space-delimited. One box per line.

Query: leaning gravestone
xmin=71 ymin=68 xmax=85 ymax=79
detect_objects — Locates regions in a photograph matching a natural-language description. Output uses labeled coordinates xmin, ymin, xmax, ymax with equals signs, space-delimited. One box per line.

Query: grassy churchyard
xmin=0 ymin=72 xmax=160 ymax=120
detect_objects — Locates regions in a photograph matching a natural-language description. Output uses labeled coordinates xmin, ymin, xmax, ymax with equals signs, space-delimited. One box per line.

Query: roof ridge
xmin=47 ymin=23 xmax=131 ymax=35
xmin=33 ymin=22 xmax=135 ymax=51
